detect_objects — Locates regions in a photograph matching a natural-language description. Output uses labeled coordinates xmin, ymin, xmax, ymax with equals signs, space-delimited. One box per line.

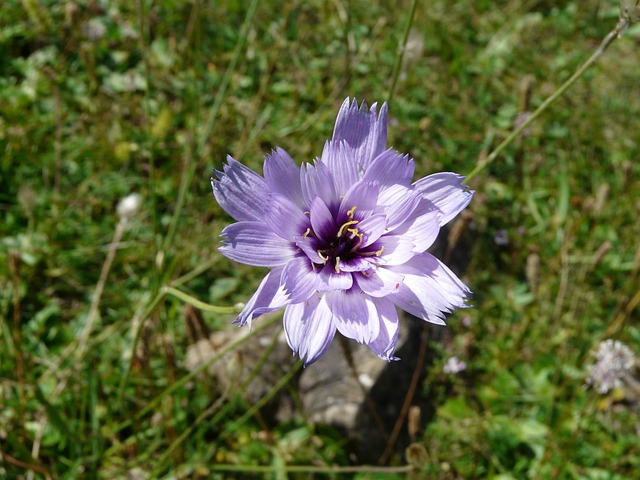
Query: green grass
xmin=1 ymin=0 xmax=640 ymax=478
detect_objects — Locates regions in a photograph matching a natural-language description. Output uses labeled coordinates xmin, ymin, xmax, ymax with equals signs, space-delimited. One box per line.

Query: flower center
xmin=312 ymin=204 xmax=379 ymax=273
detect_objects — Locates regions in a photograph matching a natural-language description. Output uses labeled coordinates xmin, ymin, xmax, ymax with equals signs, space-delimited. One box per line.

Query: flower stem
xmin=110 ymin=310 xmax=281 ymax=436
xmin=198 ymin=0 xmax=259 ymax=160
xmin=162 ymin=286 xmax=241 ymax=313
xmin=209 ymin=464 xmax=413 ymax=475
xmin=387 ymin=0 xmax=419 ymax=103
xmin=465 ymin=16 xmax=630 ymax=183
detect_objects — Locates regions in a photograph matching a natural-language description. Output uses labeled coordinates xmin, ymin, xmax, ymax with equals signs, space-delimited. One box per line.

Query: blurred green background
xmin=1 ymin=0 xmax=639 ymax=478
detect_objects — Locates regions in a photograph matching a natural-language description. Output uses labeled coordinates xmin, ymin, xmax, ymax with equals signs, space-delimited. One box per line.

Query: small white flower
xmin=586 ymin=339 xmax=636 ymax=394
xmin=117 ymin=193 xmax=142 ymax=220
xmin=443 ymin=356 xmax=467 ymax=374
xmin=82 ymin=18 xmax=107 ymax=41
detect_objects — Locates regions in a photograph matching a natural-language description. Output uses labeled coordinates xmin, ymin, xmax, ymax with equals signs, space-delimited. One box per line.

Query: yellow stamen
xmin=302 ymin=227 xmax=311 ymax=239
xmin=347 ymin=229 xmax=363 ymax=252
xmin=361 ymin=245 xmax=385 ymax=257
xmin=337 ymin=220 xmax=358 ymax=238
xmin=335 ymin=257 xmax=341 ymax=273
xmin=317 ymin=250 xmax=329 ymax=264
xmin=346 ymin=205 xmax=357 ymax=219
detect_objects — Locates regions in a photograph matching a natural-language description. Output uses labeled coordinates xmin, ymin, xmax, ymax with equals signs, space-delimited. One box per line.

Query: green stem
xmin=136 ymin=0 xmax=159 ymax=252
xmin=108 ymin=312 xmax=280 ymax=436
xmin=209 ymin=464 xmax=413 ymax=474
xmin=116 ymin=290 xmax=165 ymax=403
xmin=387 ymin=0 xmax=419 ymax=103
xmin=465 ymin=17 xmax=630 ymax=183
xmin=160 ymin=137 xmax=196 ymax=257
xmin=198 ymin=0 xmax=259 ymax=159
xmin=162 ymin=286 xmax=240 ymax=313
xmin=217 ymin=360 xmax=303 ymax=443
xmin=158 ymin=0 xmax=258 ymax=263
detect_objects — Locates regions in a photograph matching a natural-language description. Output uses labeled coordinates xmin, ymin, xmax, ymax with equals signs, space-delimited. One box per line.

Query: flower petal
xmin=338 ymin=256 xmax=375 ymax=272
xmin=370 ymin=234 xmax=416 ymax=266
xmin=326 ymin=288 xmax=380 ymax=345
xmin=377 ymin=184 xmax=421 ymax=230
xmin=301 ymin=160 xmax=338 ymax=211
xmin=309 ymin=196 xmax=337 ymax=242
xmin=220 ymin=221 xmax=294 ymax=267
xmin=295 ymin=235 xmax=326 ymax=264
xmin=413 ymin=172 xmax=473 ymax=226
xmin=318 ymin=264 xmax=353 ymax=291
xmin=338 ymin=180 xmax=379 ymax=222
xmin=263 ymin=147 xmax=305 ymax=207
xmin=264 ymin=193 xmax=310 ymax=241
xmin=357 ymin=213 xmax=387 ymax=247
xmin=282 ymin=256 xmax=323 ymax=304
xmin=211 ymin=155 xmax=270 ymax=222
xmin=284 ymin=295 xmax=337 ymax=366
xmin=235 ymin=265 xmax=288 ymax=327
xmin=320 ymin=140 xmax=360 ymax=196
xmin=391 ymin=202 xmax=441 ymax=253
xmin=363 ymin=149 xmax=414 ymax=188
xmin=355 ymin=267 xmax=404 ymax=297
xmin=366 ymin=297 xmax=400 ymax=361
xmin=332 ymin=98 xmax=388 ymax=171
xmin=388 ymin=253 xmax=471 ymax=325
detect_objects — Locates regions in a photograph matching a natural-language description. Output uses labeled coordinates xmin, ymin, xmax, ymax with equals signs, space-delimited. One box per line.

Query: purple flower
xmin=211 ymin=98 xmax=473 ymax=366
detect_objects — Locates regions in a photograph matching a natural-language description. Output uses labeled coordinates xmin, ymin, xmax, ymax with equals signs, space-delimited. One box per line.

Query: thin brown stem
xmin=379 ymin=323 xmax=430 ymax=464
xmin=9 ymin=251 xmax=26 ymax=422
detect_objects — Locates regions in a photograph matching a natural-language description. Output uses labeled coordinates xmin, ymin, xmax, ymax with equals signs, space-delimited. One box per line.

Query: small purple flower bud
xmin=494 ymin=229 xmax=509 ymax=246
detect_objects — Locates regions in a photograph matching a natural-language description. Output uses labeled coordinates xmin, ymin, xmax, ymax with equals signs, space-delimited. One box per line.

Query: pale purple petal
xmin=220 ymin=221 xmax=294 ymax=267
xmin=338 ymin=256 xmax=375 ymax=272
xmin=320 ymin=140 xmax=359 ymax=196
xmin=211 ymin=155 xmax=270 ymax=221
xmin=318 ymin=264 xmax=353 ymax=291
xmin=326 ymin=289 xmax=380 ymax=344
xmin=295 ymin=235 xmax=325 ymax=264
xmin=355 ymin=267 xmax=404 ymax=297
xmin=366 ymin=297 xmax=400 ymax=361
xmin=391 ymin=204 xmax=441 ymax=253
xmin=371 ymin=235 xmax=416 ymax=266
xmin=282 ymin=256 xmax=323 ymax=304
xmin=338 ymin=180 xmax=379 ymax=221
xmin=363 ymin=149 xmax=414 ymax=188
xmin=235 ymin=265 xmax=288 ymax=327
xmin=332 ymin=98 xmax=388 ymax=171
xmin=413 ymin=172 xmax=473 ymax=226
xmin=357 ymin=213 xmax=387 ymax=247
xmin=263 ymin=147 xmax=304 ymax=207
xmin=309 ymin=196 xmax=336 ymax=242
xmin=301 ymin=160 xmax=338 ymax=210
xmin=388 ymin=253 xmax=471 ymax=325
xmin=377 ymin=184 xmax=422 ymax=230
xmin=284 ymin=295 xmax=337 ymax=366
xmin=264 ymin=193 xmax=309 ymax=241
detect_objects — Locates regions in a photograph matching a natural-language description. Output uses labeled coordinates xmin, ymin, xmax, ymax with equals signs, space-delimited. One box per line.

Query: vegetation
xmin=1 ymin=0 xmax=639 ymax=478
